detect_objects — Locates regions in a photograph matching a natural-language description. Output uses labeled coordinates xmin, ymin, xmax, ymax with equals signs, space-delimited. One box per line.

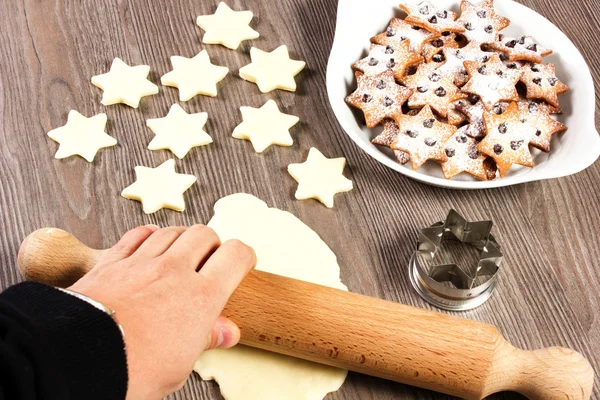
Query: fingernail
xmin=145 ymin=224 xmax=160 ymax=231
xmin=216 ymin=328 xmax=230 ymax=348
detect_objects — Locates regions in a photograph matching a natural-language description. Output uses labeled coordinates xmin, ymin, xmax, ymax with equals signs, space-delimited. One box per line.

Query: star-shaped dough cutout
xmin=232 ymin=100 xmax=299 ymax=153
xmin=91 ymin=58 xmax=159 ymax=108
xmin=47 ymin=110 xmax=116 ymax=162
xmin=196 ymin=2 xmax=259 ymax=50
xmin=146 ymin=104 xmax=212 ymax=159
xmin=161 ymin=51 xmax=229 ymax=100
xmin=288 ymin=148 xmax=353 ymax=208
xmin=239 ymin=45 xmax=306 ymax=93
xmin=121 ymin=159 xmax=197 ymax=214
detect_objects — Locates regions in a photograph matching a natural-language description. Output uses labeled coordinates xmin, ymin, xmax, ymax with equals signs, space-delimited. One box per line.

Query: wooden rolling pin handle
xmin=17 ymin=228 xmax=594 ymax=400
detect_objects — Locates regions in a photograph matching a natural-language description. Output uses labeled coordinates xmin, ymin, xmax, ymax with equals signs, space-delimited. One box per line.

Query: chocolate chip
xmin=468 ymin=147 xmax=480 ymax=159
xmin=465 ymin=22 xmax=474 ymax=30
xmin=387 ymin=59 xmax=396 ymax=68
xmin=424 ymin=137 xmax=437 ymax=146
xmin=445 ymin=148 xmax=456 ymax=157
xmin=385 ymin=45 xmax=394 ymax=54
xmin=493 ymin=144 xmax=503 ymax=154
xmin=506 ymin=39 xmax=517 ymax=48
xmin=455 ymin=49 xmax=464 ymax=59
xmin=477 ymin=10 xmax=487 ymax=18
xmin=533 ymin=77 xmax=542 ymax=85
xmin=432 ymin=38 xmax=444 ymax=48
xmin=520 ymin=118 xmax=526 ymax=123
xmin=468 ymin=94 xmax=479 ymax=104
xmin=438 ymin=10 xmax=448 ymax=19
xmin=531 ymin=65 xmax=540 ymax=72
xmin=383 ymin=96 xmax=394 ymax=107
xmin=484 ymin=25 xmax=494 ymax=34
xmin=498 ymin=122 xmax=508 ymax=134
xmin=432 ymin=53 xmax=445 ymax=62
xmin=386 ymin=27 xmax=396 ymax=37
xmin=423 ymin=118 xmax=435 ymax=128
xmin=510 ymin=140 xmax=524 ymax=150
xmin=406 ymin=129 xmax=418 ymax=138
xmin=455 ymin=35 xmax=464 ymax=41
xmin=456 ymin=134 xmax=468 ymax=143
xmin=497 ymin=69 xmax=505 ymax=78
xmin=478 ymin=65 xmax=488 ymax=75
xmin=435 ymin=86 xmax=447 ymax=97
xmin=493 ymin=104 xmax=503 ymax=114
xmin=429 ymin=72 xmax=441 ymax=82
xmin=428 ymin=15 xmax=438 ymax=24
xmin=535 ymin=129 xmax=542 ymax=136
xmin=526 ymin=44 xmax=538 ymax=52
xmin=417 ymin=86 xmax=428 ymax=93
xmin=528 ymin=102 xmax=538 ymax=113
xmin=419 ymin=5 xmax=429 ymax=14
xmin=518 ymin=36 xmax=526 ymax=45
xmin=548 ymin=77 xmax=558 ymax=86
xmin=507 ymin=62 xmax=518 ymax=69
xmin=362 ymin=93 xmax=372 ymax=103
xmin=412 ymin=26 xmax=421 ymax=30
xmin=376 ymin=80 xmax=386 ymax=90
xmin=481 ymin=55 xmax=490 ymax=62
xmin=499 ymin=53 xmax=509 ymax=61
xmin=368 ymin=57 xmax=379 ymax=66
xmin=400 ymin=36 xmax=408 ymax=40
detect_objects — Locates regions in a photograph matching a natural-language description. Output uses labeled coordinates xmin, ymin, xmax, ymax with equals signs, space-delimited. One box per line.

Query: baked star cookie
xmin=371 ymin=120 xmax=411 ymax=164
xmin=91 ymin=58 xmax=159 ymax=108
xmin=371 ymin=18 xmax=440 ymax=54
xmin=421 ymin=34 xmax=459 ymax=63
xmin=232 ymin=100 xmax=300 ymax=153
xmin=455 ymin=0 xmax=510 ymax=44
xmin=239 ymin=45 xmax=306 ymax=93
xmin=519 ymin=63 xmax=568 ymax=108
xmin=400 ymin=1 xmax=465 ymax=34
xmin=352 ymin=42 xmax=423 ymax=80
xmin=121 ymin=159 xmax=196 ymax=214
xmin=345 ymin=70 xmax=413 ymax=128
xmin=400 ymin=63 xmax=467 ymax=119
xmin=437 ymin=42 xmax=492 ymax=87
xmin=287 ymin=148 xmax=353 ymax=208
xmin=478 ymin=102 xmax=536 ymax=177
xmin=47 ymin=111 xmax=116 ymax=162
xmin=391 ymin=105 xmax=456 ymax=169
xmin=146 ymin=104 xmax=212 ymax=159
xmin=516 ymin=100 xmax=567 ymax=152
xmin=462 ymin=53 xmax=522 ymax=110
xmin=161 ymin=51 xmax=228 ymax=100
xmin=441 ymin=125 xmax=497 ymax=180
xmin=196 ymin=2 xmax=259 ymax=50
xmin=488 ymin=34 xmax=552 ymax=64
xmin=454 ymin=96 xmax=509 ymax=138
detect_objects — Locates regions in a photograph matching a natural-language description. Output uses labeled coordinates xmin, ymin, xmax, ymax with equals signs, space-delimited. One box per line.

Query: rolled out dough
xmin=193 ymin=193 xmax=348 ymax=400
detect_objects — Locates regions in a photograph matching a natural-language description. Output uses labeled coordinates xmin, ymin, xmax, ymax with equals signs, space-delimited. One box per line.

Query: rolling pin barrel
xmin=18 ymin=228 xmax=594 ymax=400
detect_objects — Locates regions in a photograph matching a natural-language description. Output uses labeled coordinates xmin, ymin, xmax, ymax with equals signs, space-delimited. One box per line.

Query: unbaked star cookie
xmin=47 ymin=110 xmax=116 ymax=162
xmin=232 ymin=99 xmax=299 ymax=153
xmin=371 ymin=18 xmax=440 ymax=54
xmin=352 ymin=42 xmax=423 ymax=80
xmin=519 ymin=63 xmax=568 ymax=108
xmin=91 ymin=58 xmax=159 ymax=108
xmin=399 ymin=1 xmax=465 ymax=34
xmin=121 ymin=159 xmax=197 ymax=214
xmin=146 ymin=104 xmax=212 ymax=159
xmin=239 ymin=45 xmax=306 ymax=93
xmin=455 ymin=0 xmax=510 ymax=44
xmin=287 ymin=148 xmax=353 ymax=208
xmin=441 ymin=125 xmax=497 ymax=180
xmin=462 ymin=53 xmax=522 ymax=110
xmin=196 ymin=2 xmax=259 ymax=50
xmin=161 ymin=51 xmax=229 ymax=100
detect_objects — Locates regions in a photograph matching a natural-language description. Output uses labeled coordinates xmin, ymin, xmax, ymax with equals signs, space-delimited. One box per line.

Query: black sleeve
xmin=0 ymin=282 xmax=128 ymax=400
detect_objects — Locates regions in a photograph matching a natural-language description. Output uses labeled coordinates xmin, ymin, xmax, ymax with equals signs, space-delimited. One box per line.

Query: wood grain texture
xmin=0 ymin=0 xmax=598 ymax=399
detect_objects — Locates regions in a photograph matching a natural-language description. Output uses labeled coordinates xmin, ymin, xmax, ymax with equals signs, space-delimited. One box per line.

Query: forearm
xmin=0 ymin=282 xmax=128 ymax=400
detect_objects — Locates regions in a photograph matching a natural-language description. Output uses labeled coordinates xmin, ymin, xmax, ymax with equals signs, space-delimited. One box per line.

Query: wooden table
xmin=0 ymin=0 xmax=598 ymax=399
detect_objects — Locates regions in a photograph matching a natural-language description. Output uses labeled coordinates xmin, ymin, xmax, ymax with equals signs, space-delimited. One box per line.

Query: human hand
xmin=68 ymin=225 xmax=256 ymax=400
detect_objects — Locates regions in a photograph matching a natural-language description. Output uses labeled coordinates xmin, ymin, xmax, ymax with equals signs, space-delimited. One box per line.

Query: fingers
xmin=98 ymin=225 xmax=159 ymax=266
xmin=163 ymin=225 xmax=221 ymax=271
xmin=134 ymin=226 xmax=188 ymax=258
xmin=205 ymin=316 xmax=241 ymax=350
xmin=198 ymin=239 xmax=256 ymax=313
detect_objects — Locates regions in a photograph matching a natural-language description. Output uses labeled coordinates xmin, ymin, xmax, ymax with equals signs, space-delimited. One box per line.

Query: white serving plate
xmin=326 ymin=0 xmax=600 ymax=189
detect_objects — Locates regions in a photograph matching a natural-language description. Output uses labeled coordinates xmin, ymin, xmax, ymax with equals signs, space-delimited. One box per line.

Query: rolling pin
xmin=18 ymin=228 xmax=594 ymax=399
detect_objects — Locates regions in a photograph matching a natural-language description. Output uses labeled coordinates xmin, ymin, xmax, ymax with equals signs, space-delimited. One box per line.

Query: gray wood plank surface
xmin=0 ymin=0 xmax=598 ymax=399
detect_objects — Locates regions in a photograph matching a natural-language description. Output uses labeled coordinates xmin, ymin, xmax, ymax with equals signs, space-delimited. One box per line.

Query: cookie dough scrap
xmin=232 ymin=99 xmax=299 ymax=153
xmin=161 ymin=51 xmax=229 ymax=100
xmin=91 ymin=58 xmax=158 ymax=108
xmin=47 ymin=110 xmax=116 ymax=162
xmin=239 ymin=45 xmax=306 ymax=93
xmin=147 ymin=104 xmax=212 ymax=159
xmin=196 ymin=2 xmax=259 ymax=50
xmin=121 ymin=159 xmax=196 ymax=214
xmin=194 ymin=193 xmax=348 ymax=400
xmin=288 ymin=148 xmax=353 ymax=208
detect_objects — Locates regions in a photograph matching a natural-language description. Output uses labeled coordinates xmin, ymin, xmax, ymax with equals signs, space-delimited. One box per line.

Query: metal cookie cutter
xmin=408 ymin=210 xmax=503 ymax=311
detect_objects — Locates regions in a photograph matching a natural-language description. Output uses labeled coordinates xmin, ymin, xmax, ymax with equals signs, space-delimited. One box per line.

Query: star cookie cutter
xmin=408 ymin=210 xmax=503 ymax=311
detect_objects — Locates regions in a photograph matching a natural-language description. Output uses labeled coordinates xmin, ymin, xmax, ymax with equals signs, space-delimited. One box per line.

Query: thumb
xmin=206 ymin=316 xmax=241 ymax=350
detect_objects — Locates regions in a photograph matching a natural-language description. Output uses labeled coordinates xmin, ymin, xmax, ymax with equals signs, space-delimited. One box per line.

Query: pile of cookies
xmin=345 ymin=0 xmax=568 ymax=180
